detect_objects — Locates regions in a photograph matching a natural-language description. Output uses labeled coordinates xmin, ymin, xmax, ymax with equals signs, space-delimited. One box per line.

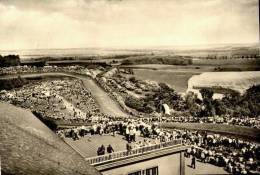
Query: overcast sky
xmin=0 ymin=0 xmax=259 ymax=50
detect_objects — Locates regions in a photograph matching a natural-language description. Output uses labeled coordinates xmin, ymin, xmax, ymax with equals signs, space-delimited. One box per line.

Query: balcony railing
xmin=85 ymin=139 xmax=182 ymax=165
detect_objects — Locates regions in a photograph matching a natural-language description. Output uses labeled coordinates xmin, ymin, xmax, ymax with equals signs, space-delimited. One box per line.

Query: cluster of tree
xmin=125 ymin=83 xmax=186 ymax=113
xmin=121 ymin=56 xmax=192 ymax=65
xmin=185 ymin=85 xmax=260 ymax=118
xmin=124 ymin=79 xmax=259 ymax=119
xmin=125 ymin=95 xmax=155 ymax=113
xmin=0 ymin=76 xmax=28 ymax=90
xmin=0 ymin=55 xmax=20 ymax=67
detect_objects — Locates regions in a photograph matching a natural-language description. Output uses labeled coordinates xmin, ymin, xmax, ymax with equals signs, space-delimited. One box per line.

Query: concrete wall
xmin=102 ymin=153 xmax=181 ymax=175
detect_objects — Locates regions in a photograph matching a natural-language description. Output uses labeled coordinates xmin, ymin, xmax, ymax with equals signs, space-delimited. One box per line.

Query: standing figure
xmin=191 ymin=155 xmax=196 ymax=169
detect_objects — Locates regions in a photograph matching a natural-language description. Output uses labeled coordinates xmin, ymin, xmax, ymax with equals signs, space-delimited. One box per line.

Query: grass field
xmin=122 ymin=64 xmax=260 ymax=93
xmin=132 ymin=69 xmax=200 ymax=93
xmin=122 ymin=64 xmax=211 ymax=93
xmin=162 ymin=122 xmax=260 ymax=142
xmin=188 ymin=71 xmax=260 ymax=94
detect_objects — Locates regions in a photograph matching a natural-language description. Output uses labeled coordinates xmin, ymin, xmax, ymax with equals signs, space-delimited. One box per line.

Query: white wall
xmin=102 ymin=153 xmax=181 ymax=175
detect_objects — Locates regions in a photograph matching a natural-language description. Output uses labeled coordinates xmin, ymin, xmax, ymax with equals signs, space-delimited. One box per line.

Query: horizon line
xmin=0 ymin=42 xmax=259 ymax=52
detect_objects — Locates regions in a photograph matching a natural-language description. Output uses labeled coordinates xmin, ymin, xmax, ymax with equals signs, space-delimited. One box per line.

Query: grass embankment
xmin=162 ymin=122 xmax=260 ymax=142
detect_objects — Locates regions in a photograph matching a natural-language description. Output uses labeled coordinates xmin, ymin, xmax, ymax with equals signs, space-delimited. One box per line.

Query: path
xmin=81 ymin=78 xmax=127 ymax=117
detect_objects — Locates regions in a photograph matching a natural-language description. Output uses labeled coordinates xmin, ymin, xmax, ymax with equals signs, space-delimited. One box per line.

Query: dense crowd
xmin=56 ymin=118 xmax=170 ymax=144
xmin=145 ymin=115 xmax=260 ymax=129
xmin=0 ymin=66 xmax=259 ymax=174
xmin=1 ymin=66 xmax=259 ymax=129
xmin=56 ymin=115 xmax=260 ymax=174
xmin=0 ymin=65 xmax=97 ymax=77
xmin=0 ymin=79 xmax=100 ymax=121
xmin=177 ymin=129 xmax=260 ymax=175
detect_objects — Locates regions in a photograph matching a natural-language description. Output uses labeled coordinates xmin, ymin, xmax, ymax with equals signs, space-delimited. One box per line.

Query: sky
xmin=0 ymin=0 xmax=259 ymax=50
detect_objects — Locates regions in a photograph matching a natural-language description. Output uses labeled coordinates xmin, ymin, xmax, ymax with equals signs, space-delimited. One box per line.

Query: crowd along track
xmin=0 ymin=72 xmax=128 ymax=118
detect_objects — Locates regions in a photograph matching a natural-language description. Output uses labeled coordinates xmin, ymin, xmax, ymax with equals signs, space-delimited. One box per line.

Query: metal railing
xmin=85 ymin=139 xmax=182 ymax=165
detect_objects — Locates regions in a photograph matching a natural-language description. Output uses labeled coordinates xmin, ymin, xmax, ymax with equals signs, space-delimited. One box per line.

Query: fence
xmin=85 ymin=139 xmax=182 ymax=165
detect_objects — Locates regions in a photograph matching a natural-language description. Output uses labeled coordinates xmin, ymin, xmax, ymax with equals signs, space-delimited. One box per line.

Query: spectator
xmin=191 ymin=155 xmax=196 ymax=169
xmin=107 ymin=144 xmax=114 ymax=154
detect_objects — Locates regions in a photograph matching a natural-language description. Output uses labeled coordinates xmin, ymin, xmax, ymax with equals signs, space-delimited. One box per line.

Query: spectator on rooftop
xmin=107 ymin=144 xmax=114 ymax=154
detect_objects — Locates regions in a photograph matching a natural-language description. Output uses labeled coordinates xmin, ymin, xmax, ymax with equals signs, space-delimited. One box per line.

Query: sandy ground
xmin=185 ymin=157 xmax=229 ymax=175
xmin=64 ymin=135 xmax=154 ymax=158
xmin=81 ymin=78 xmax=128 ymax=117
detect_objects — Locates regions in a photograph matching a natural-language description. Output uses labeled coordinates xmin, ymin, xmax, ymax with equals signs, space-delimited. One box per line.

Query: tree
xmin=200 ymin=88 xmax=214 ymax=101
xmin=213 ymin=99 xmax=227 ymax=116
xmin=199 ymin=88 xmax=215 ymax=117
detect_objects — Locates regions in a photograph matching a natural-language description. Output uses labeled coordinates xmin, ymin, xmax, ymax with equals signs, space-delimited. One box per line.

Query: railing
xmin=85 ymin=139 xmax=182 ymax=165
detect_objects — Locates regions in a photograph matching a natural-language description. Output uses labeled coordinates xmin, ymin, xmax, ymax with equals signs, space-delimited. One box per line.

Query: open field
xmin=162 ymin=122 xmax=260 ymax=142
xmin=120 ymin=64 xmax=214 ymax=70
xmin=121 ymin=63 xmax=260 ymax=93
xmin=193 ymin=58 xmax=260 ymax=66
xmin=132 ymin=69 xmax=200 ymax=93
xmin=121 ymin=64 xmax=211 ymax=93
xmin=188 ymin=71 xmax=260 ymax=94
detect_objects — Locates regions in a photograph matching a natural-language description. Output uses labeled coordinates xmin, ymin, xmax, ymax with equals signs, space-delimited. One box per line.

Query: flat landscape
xmin=188 ymin=71 xmax=260 ymax=94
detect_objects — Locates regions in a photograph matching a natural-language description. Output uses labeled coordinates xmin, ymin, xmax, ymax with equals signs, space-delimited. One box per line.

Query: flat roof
xmin=64 ymin=135 xmax=156 ymax=158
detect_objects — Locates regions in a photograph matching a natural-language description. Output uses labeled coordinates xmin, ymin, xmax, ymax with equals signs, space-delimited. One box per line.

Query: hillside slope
xmin=0 ymin=102 xmax=101 ymax=175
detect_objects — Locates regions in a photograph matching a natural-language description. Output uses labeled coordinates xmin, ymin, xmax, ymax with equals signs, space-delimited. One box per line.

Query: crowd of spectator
xmin=147 ymin=115 xmax=260 ymax=129
xmin=0 ymin=65 xmax=259 ymax=174
xmin=0 ymin=65 xmax=96 ymax=77
xmin=1 ymin=66 xmax=259 ymax=129
xmin=56 ymin=115 xmax=260 ymax=174
xmin=0 ymin=79 xmax=100 ymax=121
xmin=178 ymin=130 xmax=260 ymax=174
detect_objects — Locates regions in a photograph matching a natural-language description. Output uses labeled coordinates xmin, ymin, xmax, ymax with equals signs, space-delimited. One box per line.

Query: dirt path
xmin=0 ymin=72 xmax=128 ymax=117
xmin=81 ymin=78 xmax=127 ymax=117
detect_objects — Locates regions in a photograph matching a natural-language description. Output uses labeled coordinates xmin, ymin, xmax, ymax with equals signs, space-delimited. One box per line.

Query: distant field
xmin=162 ymin=122 xmax=260 ymax=142
xmin=121 ymin=64 xmax=215 ymax=71
xmin=188 ymin=71 xmax=260 ymax=94
xmin=132 ymin=69 xmax=200 ymax=93
xmin=122 ymin=64 xmax=212 ymax=93
xmin=193 ymin=58 xmax=260 ymax=66
xmin=122 ymin=64 xmax=260 ymax=93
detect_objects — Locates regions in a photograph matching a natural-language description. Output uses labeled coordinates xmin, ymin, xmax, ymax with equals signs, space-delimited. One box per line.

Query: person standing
xmin=107 ymin=144 xmax=114 ymax=159
xmin=191 ymin=155 xmax=196 ymax=169
xmin=100 ymin=144 xmax=105 ymax=155
xmin=107 ymin=144 xmax=114 ymax=154
xmin=126 ymin=141 xmax=132 ymax=156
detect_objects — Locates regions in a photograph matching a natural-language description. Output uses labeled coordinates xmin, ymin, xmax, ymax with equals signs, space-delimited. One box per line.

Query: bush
xmin=0 ymin=76 xmax=28 ymax=90
xmin=0 ymin=55 xmax=20 ymax=67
